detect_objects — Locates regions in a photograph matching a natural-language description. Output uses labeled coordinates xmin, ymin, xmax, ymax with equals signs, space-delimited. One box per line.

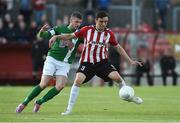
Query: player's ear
xmin=69 ymin=17 xmax=73 ymax=23
xmin=95 ymin=18 xmax=98 ymax=23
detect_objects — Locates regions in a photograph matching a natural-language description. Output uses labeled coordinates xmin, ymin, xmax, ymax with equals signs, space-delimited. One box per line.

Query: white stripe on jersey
xmin=105 ymin=33 xmax=110 ymax=44
xmin=102 ymin=33 xmax=110 ymax=59
xmin=96 ymin=32 xmax=105 ymax=62
xmin=90 ymin=30 xmax=98 ymax=63
xmin=49 ymin=30 xmax=55 ymax=35
xmin=64 ymin=38 xmax=78 ymax=62
xmin=84 ymin=29 xmax=92 ymax=62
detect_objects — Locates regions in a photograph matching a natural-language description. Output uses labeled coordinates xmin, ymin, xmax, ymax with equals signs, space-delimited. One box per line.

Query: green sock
xmin=22 ymin=85 xmax=44 ymax=105
xmin=36 ymin=87 xmax=61 ymax=105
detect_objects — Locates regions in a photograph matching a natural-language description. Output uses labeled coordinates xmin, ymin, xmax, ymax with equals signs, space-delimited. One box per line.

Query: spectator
xmin=135 ymin=58 xmax=153 ymax=86
xmin=154 ymin=0 xmax=170 ymax=30
xmin=108 ymin=45 xmax=121 ymax=86
xmin=15 ymin=14 xmax=24 ymax=28
xmin=135 ymin=48 xmax=153 ymax=86
xmin=0 ymin=18 xmax=7 ymax=44
xmin=40 ymin=14 xmax=49 ymax=26
xmin=62 ymin=15 xmax=69 ymax=26
xmin=28 ymin=20 xmax=38 ymax=42
xmin=32 ymin=0 xmax=47 ymax=25
xmin=4 ymin=22 xmax=16 ymax=42
xmin=31 ymin=38 xmax=48 ymax=84
xmin=5 ymin=0 xmax=14 ymax=12
xmin=82 ymin=10 xmax=95 ymax=27
xmin=15 ymin=21 xmax=29 ymax=43
xmin=81 ymin=0 xmax=96 ymax=10
xmin=0 ymin=0 xmax=7 ymax=16
xmin=3 ymin=13 xmax=12 ymax=27
xmin=19 ymin=0 xmax=32 ymax=26
xmin=154 ymin=18 xmax=164 ymax=32
xmin=160 ymin=50 xmax=178 ymax=86
xmin=97 ymin=0 xmax=111 ymax=12
xmin=56 ymin=18 xmax=62 ymax=26
xmin=138 ymin=22 xmax=153 ymax=32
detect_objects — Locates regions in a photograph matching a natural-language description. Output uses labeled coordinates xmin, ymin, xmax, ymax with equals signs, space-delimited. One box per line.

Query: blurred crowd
xmin=0 ymin=0 xmax=172 ymax=45
xmin=0 ymin=0 xmax=47 ymax=44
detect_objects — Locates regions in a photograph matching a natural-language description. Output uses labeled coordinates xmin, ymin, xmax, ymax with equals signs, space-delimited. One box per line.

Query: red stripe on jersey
xmin=80 ymin=41 xmax=86 ymax=62
xmin=99 ymin=31 xmax=108 ymax=61
xmin=93 ymin=31 xmax=101 ymax=63
xmin=105 ymin=45 xmax=108 ymax=59
xmin=87 ymin=29 xmax=94 ymax=63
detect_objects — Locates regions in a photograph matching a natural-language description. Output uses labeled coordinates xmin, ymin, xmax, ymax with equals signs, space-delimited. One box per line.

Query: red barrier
xmin=0 ymin=44 xmax=33 ymax=84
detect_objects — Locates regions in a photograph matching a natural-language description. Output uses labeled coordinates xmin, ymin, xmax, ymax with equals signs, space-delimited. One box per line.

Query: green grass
xmin=0 ymin=86 xmax=180 ymax=122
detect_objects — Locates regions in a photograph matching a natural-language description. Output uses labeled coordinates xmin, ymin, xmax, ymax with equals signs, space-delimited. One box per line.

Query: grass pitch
xmin=0 ymin=86 xmax=180 ymax=122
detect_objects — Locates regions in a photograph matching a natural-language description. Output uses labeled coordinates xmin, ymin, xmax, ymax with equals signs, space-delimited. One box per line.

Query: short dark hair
xmin=71 ymin=11 xmax=82 ymax=19
xmin=95 ymin=11 xmax=108 ymax=19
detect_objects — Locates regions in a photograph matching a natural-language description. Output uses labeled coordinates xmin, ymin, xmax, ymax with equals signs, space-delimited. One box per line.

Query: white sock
xmin=120 ymin=80 xmax=126 ymax=88
xmin=67 ymin=84 xmax=80 ymax=111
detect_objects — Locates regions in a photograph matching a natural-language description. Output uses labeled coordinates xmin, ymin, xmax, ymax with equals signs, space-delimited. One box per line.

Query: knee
xmin=74 ymin=77 xmax=83 ymax=87
xmin=108 ymin=71 xmax=122 ymax=83
xmin=39 ymin=80 xmax=48 ymax=89
xmin=39 ymin=82 xmax=47 ymax=89
xmin=111 ymin=74 xmax=121 ymax=83
xmin=55 ymin=83 xmax=65 ymax=91
xmin=55 ymin=80 xmax=67 ymax=91
xmin=74 ymin=74 xmax=85 ymax=87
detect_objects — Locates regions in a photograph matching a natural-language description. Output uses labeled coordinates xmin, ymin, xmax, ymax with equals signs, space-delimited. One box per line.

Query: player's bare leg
xmin=33 ymin=75 xmax=67 ymax=113
xmin=108 ymin=71 xmax=143 ymax=104
xmin=61 ymin=72 xmax=85 ymax=115
xmin=108 ymin=71 xmax=126 ymax=87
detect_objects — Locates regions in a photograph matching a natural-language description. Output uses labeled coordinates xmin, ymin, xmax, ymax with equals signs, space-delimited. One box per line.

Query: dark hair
xmin=95 ymin=11 xmax=108 ymax=19
xmin=71 ymin=11 xmax=82 ymax=19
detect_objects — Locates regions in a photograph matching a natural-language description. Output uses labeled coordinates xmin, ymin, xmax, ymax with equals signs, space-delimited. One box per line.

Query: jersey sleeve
xmin=48 ymin=26 xmax=61 ymax=36
xmin=39 ymin=31 xmax=51 ymax=38
xmin=39 ymin=26 xmax=61 ymax=38
xmin=74 ymin=26 xmax=88 ymax=38
xmin=109 ymin=31 xmax=118 ymax=46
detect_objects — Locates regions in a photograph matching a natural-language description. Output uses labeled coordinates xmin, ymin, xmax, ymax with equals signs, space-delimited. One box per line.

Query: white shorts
xmin=42 ymin=56 xmax=70 ymax=77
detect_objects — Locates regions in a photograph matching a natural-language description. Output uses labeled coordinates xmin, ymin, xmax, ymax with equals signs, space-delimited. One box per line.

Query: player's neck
xmin=95 ymin=26 xmax=105 ymax=32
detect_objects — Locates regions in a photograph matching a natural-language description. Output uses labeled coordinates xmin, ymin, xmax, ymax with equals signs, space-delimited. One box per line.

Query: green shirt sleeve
xmin=78 ymin=38 xmax=84 ymax=43
xmin=39 ymin=31 xmax=51 ymax=38
xmin=39 ymin=26 xmax=62 ymax=39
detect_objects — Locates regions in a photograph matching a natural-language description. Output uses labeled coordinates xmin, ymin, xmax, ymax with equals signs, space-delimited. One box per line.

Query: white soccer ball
xmin=119 ymin=86 xmax=135 ymax=100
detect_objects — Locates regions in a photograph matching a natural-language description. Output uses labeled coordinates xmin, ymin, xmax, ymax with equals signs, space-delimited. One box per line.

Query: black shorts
xmin=77 ymin=59 xmax=117 ymax=83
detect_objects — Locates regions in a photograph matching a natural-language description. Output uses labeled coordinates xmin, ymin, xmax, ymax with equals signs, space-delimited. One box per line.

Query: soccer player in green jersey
xmin=15 ymin=11 xmax=83 ymax=113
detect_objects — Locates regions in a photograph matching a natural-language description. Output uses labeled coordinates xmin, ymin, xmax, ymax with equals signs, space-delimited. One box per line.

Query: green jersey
xmin=39 ymin=25 xmax=83 ymax=64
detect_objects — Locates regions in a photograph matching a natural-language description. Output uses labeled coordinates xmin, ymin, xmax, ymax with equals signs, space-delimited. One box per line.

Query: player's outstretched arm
xmin=115 ymin=44 xmax=142 ymax=66
xmin=37 ymin=24 xmax=50 ymax=39
xmin=49 ymin=33 xmax=76 ymax=48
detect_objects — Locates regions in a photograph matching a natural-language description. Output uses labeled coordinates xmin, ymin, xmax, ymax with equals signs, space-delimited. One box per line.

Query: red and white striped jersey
xmin=74 ymin=25 xmax=118 ymax=63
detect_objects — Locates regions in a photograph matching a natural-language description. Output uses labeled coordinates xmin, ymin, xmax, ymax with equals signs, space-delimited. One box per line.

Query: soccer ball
xmin=119 ymin=86 xmax=135 ymax=100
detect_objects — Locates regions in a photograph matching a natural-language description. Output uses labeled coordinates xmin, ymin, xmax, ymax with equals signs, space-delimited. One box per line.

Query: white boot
xmin=131 ymin=96 xmax=143 ymax=104
xmin=61 ymin=109 xmax=72 ymax=116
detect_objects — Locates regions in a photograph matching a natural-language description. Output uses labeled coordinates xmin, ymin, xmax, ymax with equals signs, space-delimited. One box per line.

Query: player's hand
xmin=130 ymin=60 xmax=143 ymax=67
xmin=40 ymin=24 xmax=50 ymax=31
xmin=49 ymin=36 xmax=58 ymax=48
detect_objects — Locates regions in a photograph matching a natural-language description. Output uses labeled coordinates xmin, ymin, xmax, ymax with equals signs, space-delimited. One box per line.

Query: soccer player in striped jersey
xmin=49 ymin=11 xmax=143 ymax=115
xmin=15 ymin=11 xmax=83 ymax=113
